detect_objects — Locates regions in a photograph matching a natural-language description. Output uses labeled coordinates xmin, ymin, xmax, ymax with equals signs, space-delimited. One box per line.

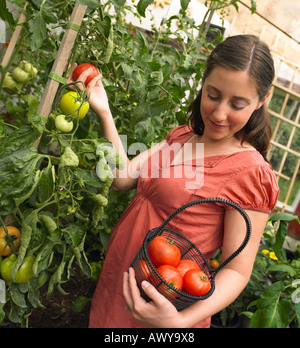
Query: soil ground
xmin=4 ymin=272 xmax=97 ymax=328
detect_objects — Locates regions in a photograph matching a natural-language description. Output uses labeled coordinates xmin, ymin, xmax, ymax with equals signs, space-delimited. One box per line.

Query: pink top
xmin=89 ymin=125 xmax=279 ymax=328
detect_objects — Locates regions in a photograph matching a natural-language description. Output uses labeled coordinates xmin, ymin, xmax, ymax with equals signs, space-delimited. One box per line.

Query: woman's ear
xmin=256 ymin=91 xmax=271 ymax=110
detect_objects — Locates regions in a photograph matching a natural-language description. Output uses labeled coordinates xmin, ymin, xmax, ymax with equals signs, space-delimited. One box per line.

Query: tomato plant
xmin=72 ymin=63 xmax=99 ymax=87
xmin=60 ymin=91 xmax=90 ymax=120
xmin=157 ymin=264 xmax=183 ymax=291
xmin=176 ymin=259 xmax=200 ymax=278
xmin=183 ymin=269 xmax=211 ymax=296
xmin=148 ymin=236 xmax=181 ymax=267
xmin=0 ymin=226 xmax=21 ymax=257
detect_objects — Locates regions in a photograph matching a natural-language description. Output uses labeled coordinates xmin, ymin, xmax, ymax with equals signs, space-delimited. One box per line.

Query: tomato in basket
xmin=148 ymin=236 xmax=181 ymax=267
xmin=157 ymin=264 xmax=183 ymax=292
xmin=176 ymin=259 xmax=200 ymax=278
xmin=183 ymin=269 xmax=211 ymax=296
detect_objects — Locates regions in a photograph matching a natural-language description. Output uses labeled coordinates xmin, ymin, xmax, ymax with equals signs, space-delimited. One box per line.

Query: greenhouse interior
xmin=0 ymin=0 xmax=300 ymax=330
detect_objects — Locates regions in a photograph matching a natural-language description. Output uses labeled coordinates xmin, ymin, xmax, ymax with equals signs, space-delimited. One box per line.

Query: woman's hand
xmin=123 ymin=267 xmax=184 ymax=328
xmin=67 ymin=63 xmax=110 ymax=117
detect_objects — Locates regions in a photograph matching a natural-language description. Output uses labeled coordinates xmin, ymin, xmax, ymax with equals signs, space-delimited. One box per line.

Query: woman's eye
xmin=231 ymin=103 xmax=246 ymax=111
xmin=208 ymin=94 xmax=219 ymax=100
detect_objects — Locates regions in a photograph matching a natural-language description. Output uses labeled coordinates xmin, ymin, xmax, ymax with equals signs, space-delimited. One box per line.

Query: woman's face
xmin=200 ymin=66 xmax=265 ymax=143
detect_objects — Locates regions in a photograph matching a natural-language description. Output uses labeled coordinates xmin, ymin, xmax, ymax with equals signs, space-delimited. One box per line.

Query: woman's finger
xmin=140 ymin=280 xmax=169 ymax=307
xmin=87 ymin=74 xmax=102 ymax=88
xmin=123 ymin=270 xmax=133 ymax=310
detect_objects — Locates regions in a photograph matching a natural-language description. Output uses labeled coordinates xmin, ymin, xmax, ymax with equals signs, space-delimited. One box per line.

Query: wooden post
xmin=1 ymin=2 xmax=28 ymax=70
xmin=37 ymin=3 xmax=87 ymax=118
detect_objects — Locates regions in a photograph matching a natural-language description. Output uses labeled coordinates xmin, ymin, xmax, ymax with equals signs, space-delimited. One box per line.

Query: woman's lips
xmin=210 ymin=120 xmax=229 ymax=129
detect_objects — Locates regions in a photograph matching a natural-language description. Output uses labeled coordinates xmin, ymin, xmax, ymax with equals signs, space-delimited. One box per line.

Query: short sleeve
xmin=165 ymin=125 xmax=194 ymax=145
xmin=219 ymin=164 xmax=279 ymax=213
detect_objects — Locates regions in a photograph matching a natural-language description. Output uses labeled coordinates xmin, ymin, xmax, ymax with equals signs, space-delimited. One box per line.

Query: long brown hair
xmin=189 ymin=35 xmax=275 ymax=161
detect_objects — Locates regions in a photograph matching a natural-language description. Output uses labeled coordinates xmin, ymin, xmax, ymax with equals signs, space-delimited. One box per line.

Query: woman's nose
xmin=212 ymin=103 xmax=228 ymax=123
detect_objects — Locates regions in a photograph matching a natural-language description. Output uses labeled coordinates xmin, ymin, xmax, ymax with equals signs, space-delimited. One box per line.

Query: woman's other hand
xmin=123 ymin=267 xmax=184 ymax=328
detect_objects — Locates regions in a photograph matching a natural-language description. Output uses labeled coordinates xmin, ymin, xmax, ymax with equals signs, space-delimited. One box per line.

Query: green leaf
xmin=274 ymin=220 xmax=288 ymax=260
xmin=0 ymin=144 xmax=41 ymax=215
xmin=267 ymin=264 xmax=296 ymax=277
xmin=250 ymin=298 xmax=290 ymax=328
xmin=0 ymin=124 xmax=40 ymax=155
xmin=248 ymin=281 xmax=285 ymax=309
xmin=180 ymin=0 xmax=191 ymax=11
xmin=268 ymin=213 xmax=299 ymax=259
xmin=72 ymin=296 xmax=91 ymax=313
xmin=10 ymin=284 xmax=27 ymax=309
xmin=0 ymin=0 xmax=15 ymax=27
xmin=37 ymin=162 xmax=54 ymax=203
xmin=23 ymin=94 xmax=40 ymax=120
xmin=137 ymin=0 xmax=154 ymax=17
xmin=11 ymin=215 xmax=35 ymax=280
xmin=293 ymin=301 xmax=300 ymax=327
xmin=14 ymin=170 xmax=41 ymax=207
xmin=28 ymin=12 xmax=47 ymax=50
xmin=47 ymin=258 xmax=66 ymax=297
xmin=250 ymin=0 xmax=257 ymax=13
xmin=248 ymin=281 xmax=291 ymax=328
xmin=149 ymin=70 xmax=164 ymax=86
xmin=74 ymin=168 xmax=103 ymax=188
xmin=62 ymin=223 xmax=85 ymax=248
xmin=32 ymin=240 xmax=56 ymax=276
xmin=269 ymin=212 xmax=300 ymax=223
xmin=76 ymin=0 xmax=103 ymax=9
xmin=59 ymin=147 xmax=79 ymax=168
xmin=109 ymin=0 xmax=126 ymax=8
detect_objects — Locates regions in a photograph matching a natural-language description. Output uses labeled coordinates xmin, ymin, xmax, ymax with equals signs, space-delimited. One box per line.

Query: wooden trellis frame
xmin=267 ymin=58 xmax=300 ymax=212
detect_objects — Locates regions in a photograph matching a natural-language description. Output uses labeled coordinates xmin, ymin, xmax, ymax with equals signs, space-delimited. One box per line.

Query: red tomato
xmin=148 ymin=236 xmax=181 ymax=267
xmin=176 ymin=259 xmax=200 ymax=278
xmin=73 ymin=63 xmax=99 ymax=86
xmin=210 ymin=259 xmax=220 ymax=269
xmin=157 ymin=265 xmax=183 ymax=291
xmin=0 ymin=226 xmax=21 ymax=256
xmin=183 ymin=269 xmax=211 ymax=296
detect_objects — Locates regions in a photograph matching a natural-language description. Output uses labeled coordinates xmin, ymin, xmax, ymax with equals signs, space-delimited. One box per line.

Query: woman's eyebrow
xmin=207 ymin=85 xmax=251 ymax=104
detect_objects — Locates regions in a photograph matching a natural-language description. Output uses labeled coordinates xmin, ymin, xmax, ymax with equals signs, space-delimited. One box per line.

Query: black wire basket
xmin=130 ymin=198 xmax=252 ymax=311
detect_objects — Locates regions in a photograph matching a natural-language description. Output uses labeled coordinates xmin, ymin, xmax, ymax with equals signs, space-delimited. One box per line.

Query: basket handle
xmin=154 ymin=197 xmax=252 ymax=274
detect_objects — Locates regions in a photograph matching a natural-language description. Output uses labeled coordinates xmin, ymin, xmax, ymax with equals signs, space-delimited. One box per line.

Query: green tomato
xmin=55 ymin=114 xmax=74 ymax=133
xmin=3 ymin=72 xmax=22 ymax=94
xmin=60 ymin=91 xmax=89 ymax=120
xmin=67 ymin=206 xmax=76 ymax=214
xmin=12 ymin=67 xmax=30 ymax=83
xmin=0 ymin=254 xmax=35 ymax=283
xmin=18 ymin=60 xmax=38 ymax=78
